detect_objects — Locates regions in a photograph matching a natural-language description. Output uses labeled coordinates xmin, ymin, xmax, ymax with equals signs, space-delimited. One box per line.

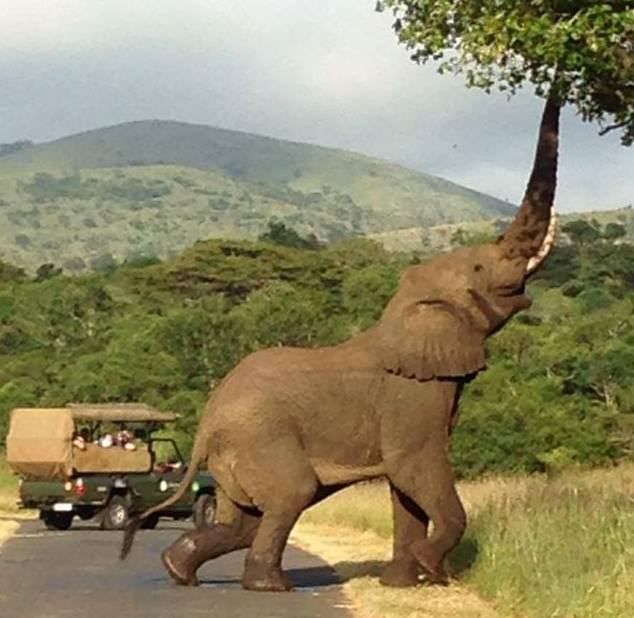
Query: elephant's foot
xmin=411 ymin=540 xmax=449 ymax=586
xmin=242 ymin=558 xmax=294 ymax=592
xmin=162 ymin=548 xmax=199 ymax=586
xmin=380 ymin=558 xmax=420 ymax=588
xmin=161 ymin=533 xmax=204 ymax=586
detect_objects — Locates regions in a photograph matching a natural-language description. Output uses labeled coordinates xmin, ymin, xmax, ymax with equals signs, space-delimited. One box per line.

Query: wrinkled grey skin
xmin=121 ymin=91 xmax=561 ymax=593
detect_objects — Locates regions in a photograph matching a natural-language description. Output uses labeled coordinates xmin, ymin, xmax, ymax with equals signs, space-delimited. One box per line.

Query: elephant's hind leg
xmin=380 ymin=483 xmax=429 ymax=588
xmin=387 ymin=435 xmax=466 ymax=585
xmin=239 ymin=439 xmax=319 ymax=592
xmin=161 ymin=490 xmax=260 ymax=586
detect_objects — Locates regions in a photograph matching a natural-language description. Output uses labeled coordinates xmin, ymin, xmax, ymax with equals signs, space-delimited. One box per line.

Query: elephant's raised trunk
xmin=499 ymin=85 xmax=561 ymax=264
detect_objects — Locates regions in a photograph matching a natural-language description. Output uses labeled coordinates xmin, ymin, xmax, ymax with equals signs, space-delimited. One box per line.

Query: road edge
xmin=0 ymin=517 xmax=20 ymax=550
xmin=291 ymin=522 xmax=504 ymax=618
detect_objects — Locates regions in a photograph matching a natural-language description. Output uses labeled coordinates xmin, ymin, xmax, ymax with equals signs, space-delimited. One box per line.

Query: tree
xmin=562 ymin=219 xmax=601 ymax=245
xmin=451 ymin=227 xmax=496 ymax=247
xmin=0 ymin=260 xmax=26 ymax=282
xmin=603 ymin=222 xmax=627 ymax=241
xmin=342 ymin=264 xmax=400 ymax=329
xmin=14 ymin=233 xmax=31 ymax=249
xmin=232 ymin=282 xmax=326 ymax=349
xmin=89 ymin=252 xmax=117 ymax=273
xmin=258 ymin=220 xmax=322 ymax=250
xmin=35 ymin=263 xmax=62 ymax=282
xmin=378 ymin=1 xmax=634 ymax=144
xmin=0 ymin=140 xmax=33 ymax=158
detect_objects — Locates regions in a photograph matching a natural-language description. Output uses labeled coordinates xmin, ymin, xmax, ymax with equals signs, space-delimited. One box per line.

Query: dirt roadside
xmin=0 ymin=518 xmax=19 ymax=549
xmin=291 ymin=522 xmax=504 ymax=618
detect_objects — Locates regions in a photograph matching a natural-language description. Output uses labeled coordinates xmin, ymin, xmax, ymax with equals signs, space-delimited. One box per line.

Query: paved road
xmin=0 ymin=520 xmax=353 ymax=618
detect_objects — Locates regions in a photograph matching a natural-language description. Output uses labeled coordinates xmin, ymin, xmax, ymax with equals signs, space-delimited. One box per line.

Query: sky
xmin=0 ymin=0 xmax=631 ymax=212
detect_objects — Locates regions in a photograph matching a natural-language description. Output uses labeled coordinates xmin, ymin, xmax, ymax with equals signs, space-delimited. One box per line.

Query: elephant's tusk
xmin=526 ymin=212 xmax=558 ymax=275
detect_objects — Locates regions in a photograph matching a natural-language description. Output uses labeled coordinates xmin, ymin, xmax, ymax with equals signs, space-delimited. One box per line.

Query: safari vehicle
xmin=6 ymin=404 xmax=216 ymax=531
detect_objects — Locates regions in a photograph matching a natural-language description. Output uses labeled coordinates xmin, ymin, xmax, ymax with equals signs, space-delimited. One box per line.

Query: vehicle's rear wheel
xmin=101 ymin=495 xmax=130 ymax=530
xmin=193 ymin=493 xmax=216 ymax=529
xmin=140 ymin=513 xmax=160 ymax=530
xmin=41 ymin=511 xmax=73 ymax=531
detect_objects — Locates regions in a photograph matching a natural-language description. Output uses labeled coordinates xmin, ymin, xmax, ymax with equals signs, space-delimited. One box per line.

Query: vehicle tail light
xmin=74 ymin=478 xmax=86 ymax=497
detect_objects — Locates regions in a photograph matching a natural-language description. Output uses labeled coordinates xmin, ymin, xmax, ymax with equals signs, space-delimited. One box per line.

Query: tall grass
xmin=302 ymin=482 xmax=393 ymax=538
xmin=465 ymin=468 xmax=633 ymax=618
xmin=300 ymin=465 xmax=634 ymax=618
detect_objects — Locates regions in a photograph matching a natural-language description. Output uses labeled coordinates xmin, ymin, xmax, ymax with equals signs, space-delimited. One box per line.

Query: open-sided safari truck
xmin=6 ymin=404 xmax=216 ymax=531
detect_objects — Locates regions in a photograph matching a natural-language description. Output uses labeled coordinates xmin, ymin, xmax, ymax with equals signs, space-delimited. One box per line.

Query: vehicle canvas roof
xmin=8 ymin=403 xmax=178 ymax=425
xmin=66 ymin=403 xmax=178 ymax=423
xmin=6 ymin=406 xmax=162 ymax=479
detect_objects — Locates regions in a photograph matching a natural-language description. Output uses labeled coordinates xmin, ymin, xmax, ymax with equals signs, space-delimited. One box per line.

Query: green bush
xmin=0 ymin=233 xmax=631 ymax=473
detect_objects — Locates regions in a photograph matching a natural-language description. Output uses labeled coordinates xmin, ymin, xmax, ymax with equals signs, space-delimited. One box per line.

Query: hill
xmin=0 ymin=121 xmax=515 ymax=271
xmin=370 ymin=206 xmax=634 ymax=252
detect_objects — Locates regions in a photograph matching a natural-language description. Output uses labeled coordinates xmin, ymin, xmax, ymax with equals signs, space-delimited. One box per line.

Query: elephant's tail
xmin=120 ymin=432 xmax=208 ymax=560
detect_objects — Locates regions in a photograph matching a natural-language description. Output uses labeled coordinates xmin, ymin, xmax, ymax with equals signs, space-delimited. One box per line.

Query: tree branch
xmin=598 ymin=120 xmax=629 ymax=136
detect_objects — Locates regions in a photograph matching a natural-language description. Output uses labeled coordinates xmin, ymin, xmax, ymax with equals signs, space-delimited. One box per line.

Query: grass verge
xmin=295 ymin=464 xmax=634 ymax=618
xmin=0 ymin=457 xmax=22 ymax=550
xmin=0 ymin=456 xmax=19 ymax=513
xmin=0 ymin=519 xmax=19 ymax=549
xmin=291 ymin=521 xmax=501 ymax=618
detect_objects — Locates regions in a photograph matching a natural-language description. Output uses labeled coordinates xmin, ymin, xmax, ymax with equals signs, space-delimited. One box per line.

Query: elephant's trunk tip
xmin=120 ymin=516 xmax=142 ymax=560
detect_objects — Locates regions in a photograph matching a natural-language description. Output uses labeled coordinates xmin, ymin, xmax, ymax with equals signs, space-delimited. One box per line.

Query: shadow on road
xmin=198 ymin=565 xmax=342 ymax=589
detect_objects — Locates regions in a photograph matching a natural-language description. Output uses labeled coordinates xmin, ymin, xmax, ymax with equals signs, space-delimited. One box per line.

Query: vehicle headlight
xmin=191 ymin=481 xmax=200 ymax=493
xmin=159 ymin=480 xmax=168 ymax=492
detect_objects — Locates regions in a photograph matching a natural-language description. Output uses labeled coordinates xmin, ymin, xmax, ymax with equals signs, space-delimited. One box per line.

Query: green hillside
xmin=370 ymin=207 xmax=634 ymax=252
xmin=0 ymin=121 xmax=515 ymax=271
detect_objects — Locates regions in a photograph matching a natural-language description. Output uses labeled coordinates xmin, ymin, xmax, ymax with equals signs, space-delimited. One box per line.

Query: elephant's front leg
xmin=380 ymin=483 xmax=429 ymax=587
xmin=386 ymin=434 xmax=467 ymax=585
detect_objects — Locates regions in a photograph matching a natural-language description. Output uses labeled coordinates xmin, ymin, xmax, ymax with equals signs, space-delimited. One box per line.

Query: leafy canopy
xmin=378 ymin=1 xmax=634 ymax=144
xmin=1 ymin=221 xmax=633 ymax=475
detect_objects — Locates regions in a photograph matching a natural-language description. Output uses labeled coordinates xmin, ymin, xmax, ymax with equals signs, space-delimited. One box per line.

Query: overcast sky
xmin=1 ymin=0 xmax=631 ymax=212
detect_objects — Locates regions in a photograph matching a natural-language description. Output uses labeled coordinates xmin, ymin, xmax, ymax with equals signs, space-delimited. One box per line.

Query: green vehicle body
xmin=8 ymin=405 xmax=217 ymax=531
xmin=18 ymin=438 xmax=216 ymax=530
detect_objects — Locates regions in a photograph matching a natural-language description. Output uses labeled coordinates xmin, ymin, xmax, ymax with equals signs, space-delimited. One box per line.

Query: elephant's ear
xmin=378 ymin=299 xmax=487 ymax=381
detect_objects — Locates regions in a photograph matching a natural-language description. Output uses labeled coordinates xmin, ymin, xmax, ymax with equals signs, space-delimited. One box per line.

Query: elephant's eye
xmin=473 ymin=264 xmax=483 ymax=272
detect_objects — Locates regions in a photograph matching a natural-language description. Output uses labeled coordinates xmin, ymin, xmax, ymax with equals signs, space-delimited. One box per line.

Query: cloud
xmin=0 ymin=0 xmax=631 ymax=212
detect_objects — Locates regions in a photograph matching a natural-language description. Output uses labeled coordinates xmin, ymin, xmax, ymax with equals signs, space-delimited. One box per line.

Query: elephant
xmin=121 ymin=88 xmax=561 ymax=592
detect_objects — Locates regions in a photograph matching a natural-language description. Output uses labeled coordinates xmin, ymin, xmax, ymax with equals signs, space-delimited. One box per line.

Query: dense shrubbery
xmin=20 ymin=173 xmax=172 ymax=204
xmin=0 ymin=225 xmax=631 ymax=477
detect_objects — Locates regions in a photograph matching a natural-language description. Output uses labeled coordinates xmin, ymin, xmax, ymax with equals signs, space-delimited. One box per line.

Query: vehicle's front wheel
xmin=193 ymin=493 xmax=216 ymax=529
xmin=41 ymin=511 xmax=73 ymax=531
xmin=101 ymin=495 xmax=130 ymax=530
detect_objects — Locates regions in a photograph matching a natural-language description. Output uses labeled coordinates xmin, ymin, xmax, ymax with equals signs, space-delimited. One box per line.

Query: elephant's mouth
xmin=469 ymin=286 xmax=529 ymax=331
xmin=503 ymin=288 xmax=532 ymax=315
xmin=498 ymin=283 xmax=526 ymax=298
